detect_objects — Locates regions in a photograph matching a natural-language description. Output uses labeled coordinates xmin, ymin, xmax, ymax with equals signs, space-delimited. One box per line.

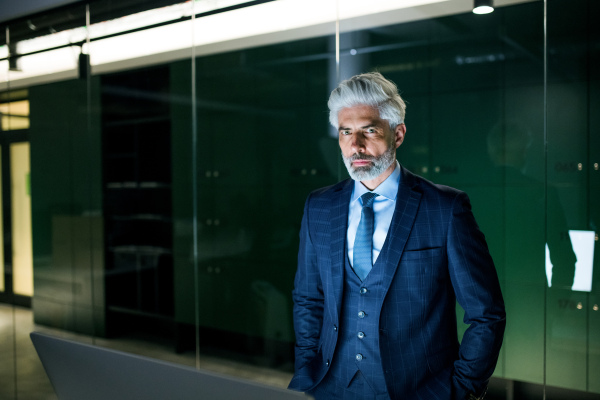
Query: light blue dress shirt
xmin=347 ymin=161 xmax=401 ymax=266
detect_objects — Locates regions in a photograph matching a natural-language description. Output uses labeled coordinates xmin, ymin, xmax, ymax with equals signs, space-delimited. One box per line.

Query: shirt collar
xmin=351 ymin=161 xmax=401 ymax=203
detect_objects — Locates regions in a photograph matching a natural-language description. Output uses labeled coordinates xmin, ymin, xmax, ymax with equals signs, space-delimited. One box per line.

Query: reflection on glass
xmin=487 ymin=121 xmax=577 ymax=291
xmin=546 ymin=230 xmax=595 ymax=292
xmin=2 ymin=0 xmax=459 ymax=89
xmin=3 ymin=49 xmax=79 ymax=83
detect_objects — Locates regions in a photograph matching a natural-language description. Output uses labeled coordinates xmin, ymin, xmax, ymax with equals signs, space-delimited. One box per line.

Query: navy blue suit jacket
xmin=289 ymin=166 xmax=505 ymax=400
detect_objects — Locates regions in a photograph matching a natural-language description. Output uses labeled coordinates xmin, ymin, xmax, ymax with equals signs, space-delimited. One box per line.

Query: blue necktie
xmin=353 ymin=192 xmax=378 ymax=281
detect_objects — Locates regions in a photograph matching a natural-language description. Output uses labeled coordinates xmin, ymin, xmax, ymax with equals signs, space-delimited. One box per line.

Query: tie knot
xmin=360 ymin=192 xmax=378 ymax=208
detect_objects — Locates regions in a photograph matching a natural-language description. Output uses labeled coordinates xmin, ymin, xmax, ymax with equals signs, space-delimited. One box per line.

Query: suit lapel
xmin=378 ymin=166 xmax=422 ymax=297
xmin=328 ymin=179 xmax=352 ymax=324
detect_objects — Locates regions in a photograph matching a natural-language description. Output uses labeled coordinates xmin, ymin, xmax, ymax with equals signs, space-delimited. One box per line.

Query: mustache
xmin=347 ymin=153 xmax=376 ymax=162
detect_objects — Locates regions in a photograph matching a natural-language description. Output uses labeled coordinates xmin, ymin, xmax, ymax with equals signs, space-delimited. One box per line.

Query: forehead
xmin=337 ymin=105 xmax=384 ymax=127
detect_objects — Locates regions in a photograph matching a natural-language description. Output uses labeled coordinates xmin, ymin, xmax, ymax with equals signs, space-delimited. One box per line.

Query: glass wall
xmin=0 ymin=0 xmax=598 ymax=398
xmin=545 ymin=0 xmax=599 ymax=393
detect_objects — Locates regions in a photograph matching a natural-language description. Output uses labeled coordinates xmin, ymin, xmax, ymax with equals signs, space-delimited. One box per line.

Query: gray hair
xmin=328 ymin=72 xmax=406 ymax=130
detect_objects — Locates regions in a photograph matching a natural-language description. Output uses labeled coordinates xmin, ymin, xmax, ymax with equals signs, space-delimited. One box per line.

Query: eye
xmin=340 ymin=130 xmax=351 ymax=136
xmin=366 ymin=128 xmax=376 ymax=133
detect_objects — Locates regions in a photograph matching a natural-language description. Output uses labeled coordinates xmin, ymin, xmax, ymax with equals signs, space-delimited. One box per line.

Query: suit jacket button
xmin=360 ymin=287 xmax=368 ymax=294
xmin=355 ymin=354 xmax=363 ymax=361
xmin=325 ymin=360 xmax=330 ymax=366
xmin=358 ymin=311 xmax=365 ymax=318
xmin=333 ymin=325 xmax=337 ymax=331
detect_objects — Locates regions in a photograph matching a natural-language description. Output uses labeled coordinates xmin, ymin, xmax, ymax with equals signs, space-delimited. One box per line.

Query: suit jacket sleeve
xmin=447 ymin=192 xmax=506 ymax=399
xmin=288 ymin=194 xmax=324 ymax=390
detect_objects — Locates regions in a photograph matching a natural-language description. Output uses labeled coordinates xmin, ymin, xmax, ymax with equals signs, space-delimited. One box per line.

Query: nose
xmin=351 ymin=132 xmax=366 ymax=153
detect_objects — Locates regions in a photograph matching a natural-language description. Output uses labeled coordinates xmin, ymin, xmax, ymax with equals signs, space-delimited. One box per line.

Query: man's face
xmin=338 ymin=104 xmax=405 ymax=182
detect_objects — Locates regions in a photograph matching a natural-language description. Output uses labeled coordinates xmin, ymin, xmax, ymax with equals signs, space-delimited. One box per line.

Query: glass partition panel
xmin=81 ymin=0 xmax=196 ymax=368
xmin=588 ymin=2 xmax=600 ymax=393
xmin=337 ymin=0 xmax=546 ymax=395
xmin=29 ymin=57 xmax=101 ymax=340
xmin=546 ymin=0 xmax=599 ymax=394
xmin=1 ymin=6 xmax=92 ymax=398
xmin=0 ymin=31 xmax=14 ymax=399
xmin=183 ymin=0 xmax=339 ymax=382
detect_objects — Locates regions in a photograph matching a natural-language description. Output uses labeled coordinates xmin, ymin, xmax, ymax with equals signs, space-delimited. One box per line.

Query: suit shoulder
xmin=408 ymin=169 xmax=465 ymax=205
xmin=307 ymin=179 xmax=351 ymax=202
xmin=301 ymin=179 xmax=351 ymax=223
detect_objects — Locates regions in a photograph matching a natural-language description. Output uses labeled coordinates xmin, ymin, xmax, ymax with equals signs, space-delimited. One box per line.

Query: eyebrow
xmin=338 ymin=123 xmax=378 ymax=131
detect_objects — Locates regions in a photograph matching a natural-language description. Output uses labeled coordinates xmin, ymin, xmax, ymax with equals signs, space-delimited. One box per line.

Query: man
xmin=288 ymin=72 xmax=505 ymax=400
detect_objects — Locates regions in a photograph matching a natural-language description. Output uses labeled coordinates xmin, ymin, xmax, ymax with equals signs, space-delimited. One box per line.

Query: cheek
xmin=368 ymin=140 xmax=389 ymax=155
xmin=339 ymin=137 xmax=351 ymax=153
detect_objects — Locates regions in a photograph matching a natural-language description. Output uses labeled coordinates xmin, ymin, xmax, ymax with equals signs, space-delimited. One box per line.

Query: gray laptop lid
xmin=31 ymin=332 xmax=305 ymax=400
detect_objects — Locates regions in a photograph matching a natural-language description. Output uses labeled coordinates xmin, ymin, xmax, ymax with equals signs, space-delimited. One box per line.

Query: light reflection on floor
xmin=0 ymin=304 xmax=293 ymax=400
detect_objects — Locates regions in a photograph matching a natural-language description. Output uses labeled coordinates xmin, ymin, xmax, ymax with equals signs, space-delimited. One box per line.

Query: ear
xmin=394 ymin=123 xmax=406 ymax=149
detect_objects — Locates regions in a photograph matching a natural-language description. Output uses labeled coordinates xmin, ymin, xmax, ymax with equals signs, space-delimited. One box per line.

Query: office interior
xmin=0 ymin=0 xmax=598 ymax=398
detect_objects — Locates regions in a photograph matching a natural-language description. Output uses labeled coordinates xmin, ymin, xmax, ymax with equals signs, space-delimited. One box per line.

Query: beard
xmin=342 ymin=144 xmax=396 ymax=182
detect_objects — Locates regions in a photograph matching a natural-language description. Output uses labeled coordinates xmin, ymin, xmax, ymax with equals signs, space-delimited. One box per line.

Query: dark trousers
xmin=309 ymin=370 xmax=391 ymax=400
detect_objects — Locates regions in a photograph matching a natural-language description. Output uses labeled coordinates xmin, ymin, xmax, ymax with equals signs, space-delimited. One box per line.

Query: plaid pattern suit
xmin=288 ymin=165 xmax=506 ymax=400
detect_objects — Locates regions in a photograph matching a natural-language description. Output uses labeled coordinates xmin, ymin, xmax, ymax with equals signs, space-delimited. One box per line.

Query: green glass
xmin=338 ymin=0 xmax=547 ymax=385
xmin=170 ymin=37 xmax=338 ymax=364
xmin=30 ymin=78 xmax=104 ymax=336
xmin=545 ymin=0 xmax=597 ymax=392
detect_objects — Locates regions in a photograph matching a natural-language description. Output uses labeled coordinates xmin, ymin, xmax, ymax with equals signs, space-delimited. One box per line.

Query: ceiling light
xmin=473 ymin=0 xmax=494 ymax=14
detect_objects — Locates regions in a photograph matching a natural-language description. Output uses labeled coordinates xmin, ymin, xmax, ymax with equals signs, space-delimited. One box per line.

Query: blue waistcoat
xmin=327 ymin=255 xmax=389 ymax=398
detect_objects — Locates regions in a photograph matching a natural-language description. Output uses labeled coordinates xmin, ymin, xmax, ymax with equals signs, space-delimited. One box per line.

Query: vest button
xmin=355 ymin=353 xmax=363 ymax=361
xmin=360 ymin=287 xmax=367 ymax=294
xmin=358 ymin=311 xmax=365 ymax=318
xmin=325 ymin=360 xmax=330 ymax=366
xmin=333 ymin=325 xmax=337 ymax=331
xmin=357 ymin=331 xmax=365 ymax=339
